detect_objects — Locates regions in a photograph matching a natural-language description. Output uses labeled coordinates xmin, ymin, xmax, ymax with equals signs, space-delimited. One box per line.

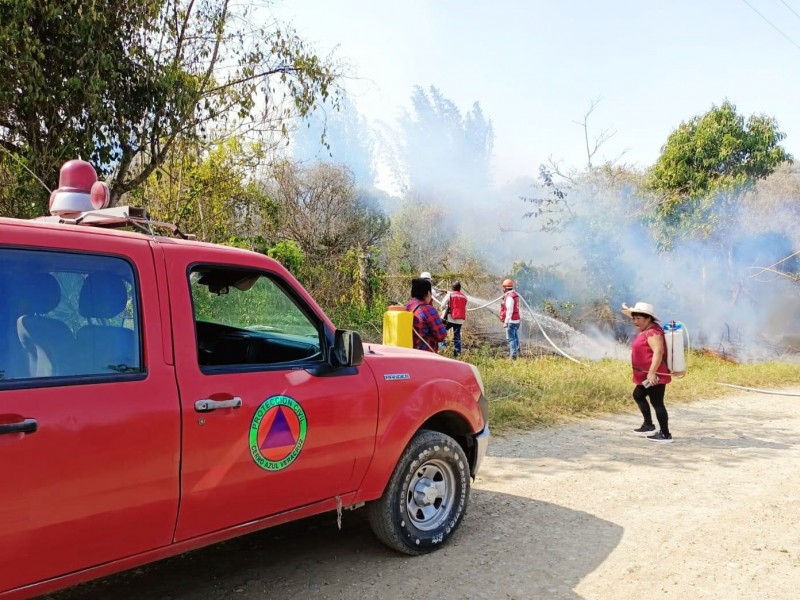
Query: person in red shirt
xmin=499 ymin=278 xmax=521 ymax=359
xmin=406 ymin=278 xmax=447 ymax=352
xmin=622 ymin=301 xmax=673 ymax=443
xmin=440 ymin=281 xmax=468 ymax=357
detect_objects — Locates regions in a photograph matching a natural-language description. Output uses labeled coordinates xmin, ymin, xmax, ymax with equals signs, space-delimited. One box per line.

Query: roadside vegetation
xmin=466 ymin=350 xmax=799 ymax=433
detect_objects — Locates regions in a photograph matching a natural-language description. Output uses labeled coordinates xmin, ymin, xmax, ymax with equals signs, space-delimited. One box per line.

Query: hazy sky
xmin=271 ymin=0 xmax=800 ymax=188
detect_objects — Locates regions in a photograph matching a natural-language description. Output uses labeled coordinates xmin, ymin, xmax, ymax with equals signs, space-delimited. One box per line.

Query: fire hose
xmin=518 ymin=294 xmax=587 ymax=366
xmin=435 ymin=285 xmax=797 ymax=396
xmin=460 ymin=286 xmax=695 ymax=376
xmin=458 ymin=289 xmax=588 ymax=366
xmin=713 ymin=383 xmax=800 ymax=397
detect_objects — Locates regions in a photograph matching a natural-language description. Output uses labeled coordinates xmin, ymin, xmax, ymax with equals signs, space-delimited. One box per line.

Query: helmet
xmin=420 ymin=271 xmax=432 ymax=280
xmin=502 ymin=278 xmax=514 ymax=288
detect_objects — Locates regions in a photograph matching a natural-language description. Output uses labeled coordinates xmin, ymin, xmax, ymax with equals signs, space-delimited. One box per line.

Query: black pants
xmin=633 ymin=384 xmax=669 ymax=435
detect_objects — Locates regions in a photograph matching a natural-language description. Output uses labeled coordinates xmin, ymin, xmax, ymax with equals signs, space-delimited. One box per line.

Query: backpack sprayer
xmin=639 ymin=320 xmax=688 ymax=386
xmin=663 ymin=320 xmax=687 ymax=377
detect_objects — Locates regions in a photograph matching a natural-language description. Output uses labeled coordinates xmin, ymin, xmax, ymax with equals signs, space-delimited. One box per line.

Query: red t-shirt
xmin=631 ymin=324 xmax=672 ymax=385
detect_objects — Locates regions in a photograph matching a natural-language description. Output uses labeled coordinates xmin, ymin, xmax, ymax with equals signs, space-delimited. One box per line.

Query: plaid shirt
xmin=406 ymin=298 xmax=447 ymax=352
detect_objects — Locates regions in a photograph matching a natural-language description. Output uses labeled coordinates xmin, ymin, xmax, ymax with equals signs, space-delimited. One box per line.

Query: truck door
xmin=0 ymin=233 xmax=180 ymax=594
xmin=165 ymin=248 xmax=379 ymax=540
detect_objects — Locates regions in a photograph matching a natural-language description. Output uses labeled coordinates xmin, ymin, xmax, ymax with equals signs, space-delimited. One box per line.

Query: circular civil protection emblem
xmin=249 ymin=395 xmax=307 ymax=471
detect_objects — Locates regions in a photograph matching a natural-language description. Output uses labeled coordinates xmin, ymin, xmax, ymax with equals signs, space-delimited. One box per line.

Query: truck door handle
xmin=195 ymin=397 xmax=243 ymax=413
xmin=0 ymin=418 xmax=38 ymax=435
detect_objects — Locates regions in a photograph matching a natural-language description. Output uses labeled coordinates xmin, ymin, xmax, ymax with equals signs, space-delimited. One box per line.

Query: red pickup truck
xmin=0 ymin=205 xmax=489 ymax=599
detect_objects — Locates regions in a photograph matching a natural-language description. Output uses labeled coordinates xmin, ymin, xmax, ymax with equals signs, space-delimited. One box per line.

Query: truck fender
xmin=353 ymin=378 xmax=482 ymax=503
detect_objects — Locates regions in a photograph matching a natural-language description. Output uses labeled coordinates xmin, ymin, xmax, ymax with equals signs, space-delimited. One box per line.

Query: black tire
xmin=366 ymin=430 xmax=470 ymax=555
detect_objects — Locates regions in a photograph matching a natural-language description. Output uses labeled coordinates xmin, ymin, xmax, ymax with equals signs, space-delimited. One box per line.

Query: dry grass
xmin=462 ymin=349 xmax=799 ymax=433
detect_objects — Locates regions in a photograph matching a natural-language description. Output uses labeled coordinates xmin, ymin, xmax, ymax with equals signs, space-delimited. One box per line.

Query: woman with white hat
xmin=621 ymin=302 xmax=673 ymax=443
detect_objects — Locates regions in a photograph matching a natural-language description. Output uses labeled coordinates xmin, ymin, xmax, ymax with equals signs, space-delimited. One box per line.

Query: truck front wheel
xmin=366 ymin=430 xmax=470 ymax=555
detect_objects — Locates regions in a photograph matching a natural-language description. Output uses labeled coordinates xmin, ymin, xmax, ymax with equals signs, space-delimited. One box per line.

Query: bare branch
xmin=746 ymin=266 xmax=800 ymax=283
xmin=573 ymin=97 xmax=616 ymax=169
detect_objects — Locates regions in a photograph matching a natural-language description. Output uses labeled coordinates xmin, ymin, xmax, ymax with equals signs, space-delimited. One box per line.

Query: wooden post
xmin=357 ymin=246 xmax=371 ymax=309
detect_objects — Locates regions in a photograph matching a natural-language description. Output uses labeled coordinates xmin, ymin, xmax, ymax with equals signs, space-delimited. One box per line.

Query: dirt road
xmin=48 ymin=389 xmax=800 ymax=600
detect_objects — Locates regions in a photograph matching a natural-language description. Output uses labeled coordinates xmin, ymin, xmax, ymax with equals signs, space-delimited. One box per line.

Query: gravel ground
xmin=48 ymin=388 xmax=800 ymax=600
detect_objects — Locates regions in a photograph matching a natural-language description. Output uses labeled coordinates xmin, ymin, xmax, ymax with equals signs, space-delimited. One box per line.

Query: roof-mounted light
xmin=49 ymin=160 xmax=110 ymax=217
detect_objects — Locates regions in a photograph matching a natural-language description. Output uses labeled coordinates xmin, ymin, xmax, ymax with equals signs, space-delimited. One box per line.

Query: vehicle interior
xmin=0 ymin=250 xmax=140 ymax=381
xmin=191 ymin=267 xmax=322 ymax=368
xmin=195 ymin=320 xmax=321 ymax=366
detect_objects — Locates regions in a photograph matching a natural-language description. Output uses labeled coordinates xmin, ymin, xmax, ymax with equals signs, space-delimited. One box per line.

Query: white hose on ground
xmin=518 ymin=294 xmax=588 ymax=366
xmin=715 ymin=383 xmax=800 ymax=397
xmin=459 ymin=285 xmax=692 ymax=376
xmin=459 ymin=285 xmax=587 ymax=365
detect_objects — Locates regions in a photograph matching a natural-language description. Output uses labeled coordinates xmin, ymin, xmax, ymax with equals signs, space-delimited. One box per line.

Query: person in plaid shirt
xmin=406 ymin=278 xmax=447 ymax=352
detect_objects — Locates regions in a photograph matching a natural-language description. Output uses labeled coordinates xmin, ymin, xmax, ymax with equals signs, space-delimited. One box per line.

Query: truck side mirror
xmin=331 ymin=330 xmax=364 ymax=367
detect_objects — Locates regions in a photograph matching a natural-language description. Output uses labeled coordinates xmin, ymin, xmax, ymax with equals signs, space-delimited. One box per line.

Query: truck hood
xmin=360 ymin=342 xmax=483 ymax=399
xmin=362 ymin=342 xmax=453 ymax=362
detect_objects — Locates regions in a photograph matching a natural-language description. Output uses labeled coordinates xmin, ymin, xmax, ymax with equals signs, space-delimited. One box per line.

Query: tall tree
xmin=0 ymin=0 xmax=339 ymax=216
xmin=292 ymin=93 xmax=376 ymax=187
xmin=390 ymin=85 xmax=494 ymax=192
xmin=646 ymin=100 xmax=791 ymax=245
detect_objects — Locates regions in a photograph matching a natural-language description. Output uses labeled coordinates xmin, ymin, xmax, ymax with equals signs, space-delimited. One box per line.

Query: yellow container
xmin=383 ymin=305 xmax=413 ymax=348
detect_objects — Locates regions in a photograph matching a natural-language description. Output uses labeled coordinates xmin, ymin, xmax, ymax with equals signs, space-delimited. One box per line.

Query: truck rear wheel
xmin=366 ymin=430 xmax=470 ymax=555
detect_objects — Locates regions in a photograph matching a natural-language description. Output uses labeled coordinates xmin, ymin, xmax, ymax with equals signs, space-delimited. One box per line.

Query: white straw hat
xmin=621 ymin=301 xmax=659 ymax=320
xmin=420 ymin=271 xmax=432 ymax=280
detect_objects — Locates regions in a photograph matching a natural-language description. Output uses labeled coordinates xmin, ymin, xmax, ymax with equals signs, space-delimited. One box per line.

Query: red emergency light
xmin=49 ymin=160 xmax=111 ymax=217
